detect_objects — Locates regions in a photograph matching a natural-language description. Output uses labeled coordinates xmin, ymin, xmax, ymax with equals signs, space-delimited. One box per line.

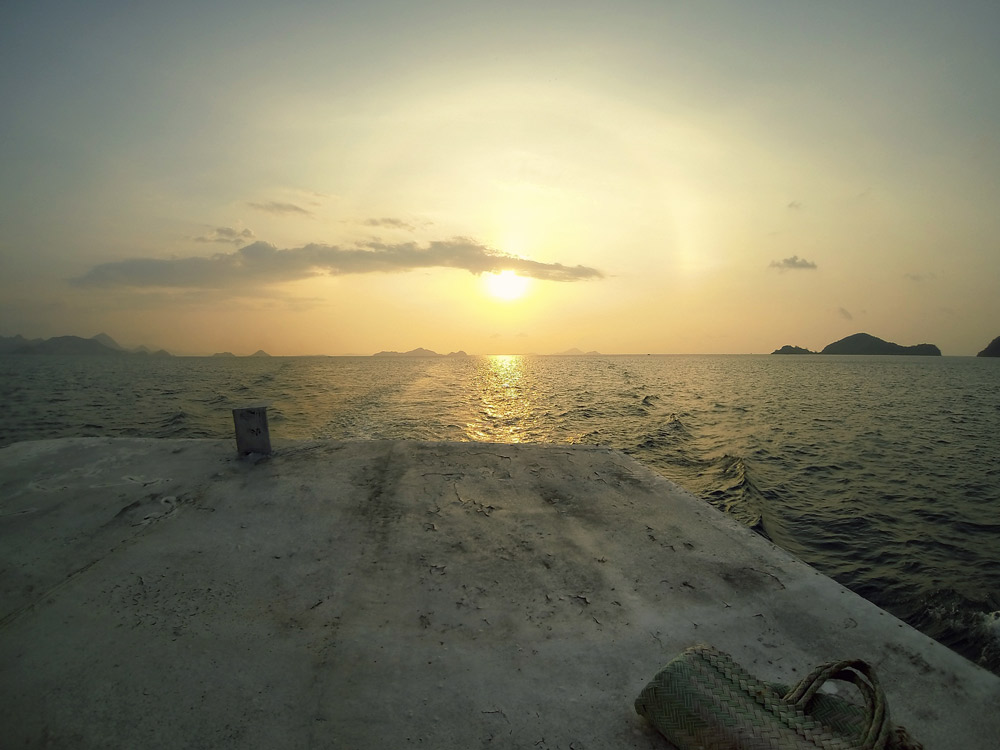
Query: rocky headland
xmin=977 ymin=336 xmax=1000 ymax=357
xmin=773 ymin=332 xmax=941 ymax=356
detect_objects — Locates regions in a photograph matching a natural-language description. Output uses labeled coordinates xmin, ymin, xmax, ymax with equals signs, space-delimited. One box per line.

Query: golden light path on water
xmin=464 ymin=355 xmax=539 ymax=443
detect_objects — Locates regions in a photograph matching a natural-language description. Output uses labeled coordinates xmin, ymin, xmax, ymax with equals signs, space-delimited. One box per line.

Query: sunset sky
xmin=2 ymin=1 xmax=998 ymax=355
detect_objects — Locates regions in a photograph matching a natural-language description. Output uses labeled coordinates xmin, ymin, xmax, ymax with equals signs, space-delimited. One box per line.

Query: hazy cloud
xmin=904 ymin=271 xmax=935 ymax=282
xmin=194 ymin=227 xmax=255 ymax=245
xmin=769 ymin=255 xmax=817 ymax=271
xmin=247 ymin=201 xmax=313 ymax=216
xmin=73 ymin=239 xmax=605 ymax=289
xmin=787 ymin=200 xmax=803 ymax=210
xmin=363 ymin=217 xmax=417 ymax=231
xmin=838 ymin=306 xmax=853 ymax=320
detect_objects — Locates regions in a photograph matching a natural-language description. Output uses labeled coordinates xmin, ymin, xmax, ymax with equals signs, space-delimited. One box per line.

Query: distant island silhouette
xmin=771 ymin=345 xmax=815 ymax=355
xmin=772 ymin=333 xmax=941 ymax=356
xmin=371 ymin=347 xmax=604 ymax=357
xmin=977 ymin=336 xmax=1000 ymax=357
xmin=0 ymin=334 xmax=284 ymax=357
xmin=0 ymin=333 xmax=172 ymax=357
xmin=7 ymin=332 xmax=981 ymax=357
xmin=373 ymin=348 xmax=468 ymax=357
xmin=212 ymin=350 xmax=273 ymax=357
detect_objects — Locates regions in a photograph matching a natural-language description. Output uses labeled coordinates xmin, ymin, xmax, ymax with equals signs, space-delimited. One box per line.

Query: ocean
xmin=2 ymin=353 xmax=999 ymax=674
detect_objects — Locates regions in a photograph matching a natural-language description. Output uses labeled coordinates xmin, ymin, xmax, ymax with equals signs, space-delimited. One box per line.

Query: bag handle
xmin=783 ymin=659 xmax=889 ymax=750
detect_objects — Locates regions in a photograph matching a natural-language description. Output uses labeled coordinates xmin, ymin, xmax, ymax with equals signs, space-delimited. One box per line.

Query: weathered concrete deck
xmin=1 ymin=438 xmax=998 ymax=748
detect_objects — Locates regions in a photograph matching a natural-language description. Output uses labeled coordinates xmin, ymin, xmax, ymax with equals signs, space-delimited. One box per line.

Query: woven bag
xmin=634 ymin=645 xmax=922 ymax=750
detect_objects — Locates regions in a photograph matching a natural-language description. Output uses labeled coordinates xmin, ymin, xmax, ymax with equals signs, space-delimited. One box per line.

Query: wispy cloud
xmin=72 ymin=239 xmax=605 ymax=289
xmin=838 ymin=306 xmax=853 ymax=320
xmin=787 ymin=200 xmax=803 ymax=210
xmin=769 ymin=255 xmax=817 ymax=271
xmin=193 ymin=226 xmax=255 ymax=245
xmin=363 ymin=217 xmax=417 ymax=231
xmin=247 ymin=201 xmax=313 ymax=216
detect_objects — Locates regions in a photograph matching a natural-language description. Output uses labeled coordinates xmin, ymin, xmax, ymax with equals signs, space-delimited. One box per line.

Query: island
xmin=210 ymin=350 xmax=272 ymax=357
xmin=820 ymin=333 xmax=940 ymax=356
xmin=0 ymin=333 xmax=172 ymax=357
xmin=977 ymin=336 xmax=1000 ymax=357
xmin=772 ymin=333 xmax=941 ymax=356
xmin=373 ymin=348 xmax=468 ymax=357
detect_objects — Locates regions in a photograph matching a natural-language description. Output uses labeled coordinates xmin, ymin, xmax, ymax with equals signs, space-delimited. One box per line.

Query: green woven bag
xmin=635 ymin=645 xmax=922 ymax=749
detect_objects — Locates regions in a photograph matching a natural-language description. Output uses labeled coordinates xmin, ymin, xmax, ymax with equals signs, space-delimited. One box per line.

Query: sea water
xmin=2 ymin=353 xmax=998 ymax=674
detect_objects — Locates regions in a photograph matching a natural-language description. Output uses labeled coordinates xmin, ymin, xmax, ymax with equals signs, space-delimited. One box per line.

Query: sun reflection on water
xmin=465 ymin=354 xmax=538 ymax=442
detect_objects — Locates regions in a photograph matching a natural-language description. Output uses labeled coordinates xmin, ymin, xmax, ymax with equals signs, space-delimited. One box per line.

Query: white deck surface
xmin=2 ymin=438 xmax=997 ymax=748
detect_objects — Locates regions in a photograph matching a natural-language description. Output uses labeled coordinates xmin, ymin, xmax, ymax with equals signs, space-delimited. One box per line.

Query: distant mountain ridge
xmin=373 ymin=348 xmax=468 ymax=357
xmin=0 ymin=334 xmax=285 ymax=357
xmin=91 ymin=332 xmax=123 ymax=351
xmin=0 ymin=333 xmax=172 ymax=357
xmin=772 ymin=332 xmax=941 ymax=356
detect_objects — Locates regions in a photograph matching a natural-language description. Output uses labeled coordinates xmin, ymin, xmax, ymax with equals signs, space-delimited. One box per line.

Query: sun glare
xmin=484 ymin=270 xmax=531 ymax=301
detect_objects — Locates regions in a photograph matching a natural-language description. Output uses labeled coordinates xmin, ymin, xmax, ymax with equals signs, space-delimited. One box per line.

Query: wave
xmin=152 ymin=410 xmax=215 ymax=439
xmin=700 ymin=454 xmax=768 ymax=534
xmin=906 ymin=590 xmax=1000 ymax=675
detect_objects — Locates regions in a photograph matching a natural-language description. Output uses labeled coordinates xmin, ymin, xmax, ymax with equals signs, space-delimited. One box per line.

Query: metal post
xmin=232 ymin=405 xmax=271 ymax=456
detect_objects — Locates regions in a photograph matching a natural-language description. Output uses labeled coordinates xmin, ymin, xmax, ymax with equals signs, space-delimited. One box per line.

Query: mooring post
xmin=232 ymin=405 xmax=272 ymax=456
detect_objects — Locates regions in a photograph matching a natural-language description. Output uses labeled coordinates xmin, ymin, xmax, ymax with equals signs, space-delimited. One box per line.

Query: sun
xmin=484 ymin=270 xmax=531 ymax=301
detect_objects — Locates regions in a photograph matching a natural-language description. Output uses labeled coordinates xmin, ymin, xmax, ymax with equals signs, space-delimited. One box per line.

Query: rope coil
xmin=635 ymin=645 xmax=922 ymax=749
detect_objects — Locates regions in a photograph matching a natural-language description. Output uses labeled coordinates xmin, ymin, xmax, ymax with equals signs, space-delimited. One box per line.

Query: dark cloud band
xmin=193 ymin=226 xmax=256 ymax=245
xmin=72 ymin=239 xmax=604 ymax=288
xmin=247 ymin=201 xmax=313 ymax=216
xmin=769 ymin=255 xmax=817 ymax=271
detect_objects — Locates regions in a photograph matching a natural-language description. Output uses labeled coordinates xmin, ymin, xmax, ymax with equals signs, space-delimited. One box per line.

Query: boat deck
xmin=2 ymin=438 xmax=997 ymax=747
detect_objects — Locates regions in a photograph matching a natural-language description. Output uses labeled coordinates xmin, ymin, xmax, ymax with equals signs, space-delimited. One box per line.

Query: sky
xmin=2 ymin=0 xmax=999 ymax=355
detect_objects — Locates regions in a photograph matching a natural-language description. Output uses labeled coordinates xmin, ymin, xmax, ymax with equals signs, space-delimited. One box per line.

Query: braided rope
xmin=784 ymin=659 xmax=888 ymax=749
xmin=690 ymin=647 xmax=862 ymax=749
xmin=635 ymin=645 xmax=923 ymax=750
